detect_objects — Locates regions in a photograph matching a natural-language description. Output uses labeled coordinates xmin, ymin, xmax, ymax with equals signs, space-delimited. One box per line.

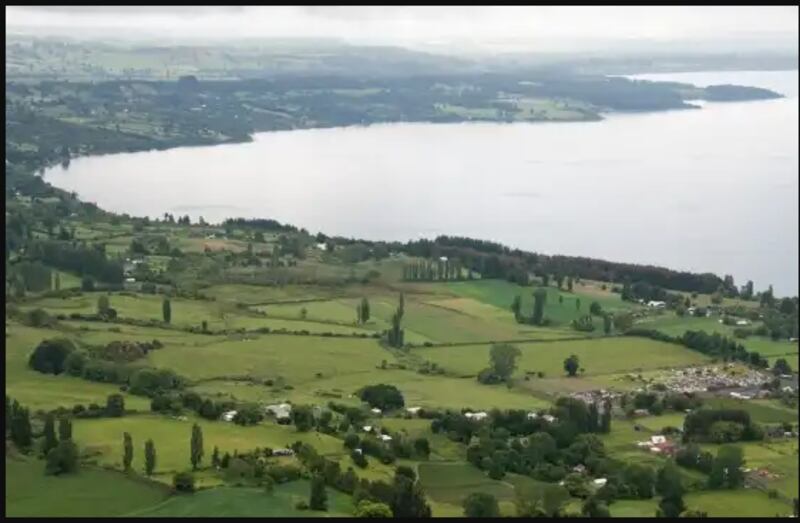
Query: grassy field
xmin=131 ymin=482 xmax=354 ymax=517
xmin=701 ymin=398 xmax=798 ymax=424
xmin=73 ymin=415 xmax=345 ymax=484
xmin=377 ymin=418 xmax=465 ymax=462
xmin=441 ymin=279 xmax=636 ymax=328
xmin=201 ymin=284 xmax=345 ymax=305
xmin=694 ymin=439 xmax=799 ymax=501
xmin=6 ymin=456 xmax=170 ymax=517
xmin=419 ymin=461 xmax=576 ymax=516
xmin=416 ymin=336 xmax=709 ymax=379
xmin=147 ymin=334 xmax=388 ymax=383
xmin=684 ymin=489 xmax=792 ymax=517
xmin=634 ymin=413 xmax=688 ymax=432
xmin=608 ymin=499 xmax=658 ymax=517
xmin=5 ymin=322 xmax=152 ymax=411
xmin=273 ymin=368 xmax=550 ymax=411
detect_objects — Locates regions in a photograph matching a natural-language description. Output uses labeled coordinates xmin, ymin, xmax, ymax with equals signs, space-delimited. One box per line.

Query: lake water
xmin=44 ymin=70 xmax=799 ymax=296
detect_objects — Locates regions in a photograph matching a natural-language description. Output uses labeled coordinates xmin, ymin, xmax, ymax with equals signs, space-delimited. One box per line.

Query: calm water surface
xmin=45 ymin=70 xmax=799 ymax=295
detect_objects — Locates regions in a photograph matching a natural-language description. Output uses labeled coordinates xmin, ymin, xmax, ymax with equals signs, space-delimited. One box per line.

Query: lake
xmin=44 ymin=70 xmax=799 ymax=296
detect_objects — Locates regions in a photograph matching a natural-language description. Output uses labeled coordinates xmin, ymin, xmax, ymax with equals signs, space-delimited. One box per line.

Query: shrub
xmin=45 ymin=441 xmax=79 ymax=475
xmin=357 ymin=384 xmax=404 ymax=411
xmin=173 ymin=471 xmax=195 ymax=493
xmin=28 ymin=338 xmax=76 ymax=375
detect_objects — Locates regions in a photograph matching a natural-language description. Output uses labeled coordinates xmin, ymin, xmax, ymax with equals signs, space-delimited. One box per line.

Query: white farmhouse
xmin=221 ymin=410 xmax=237 ymax=422
xmin=264 ymin=403 xmax=292 ymax=420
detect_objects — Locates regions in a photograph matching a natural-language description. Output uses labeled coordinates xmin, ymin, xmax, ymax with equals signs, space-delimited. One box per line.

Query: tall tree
xmin=656 ymin=461 xmax=686 ymax=517
xmin=97 ymin=294 xmax=110 ymax=315
xmin=144 ymin=439 xmax=157 ymax=476
xmin=603 ymin=314 xmax=612 ymax=334
xmin=511 ymin=295 xmax=522 ymax=321
xmin=42 ymin=413 xmax=58 ymax=455
xmin=532 ymin=288 xmax=547 ymax=325
xmin=162 ymin=297 xmax=172 ymax=324
xmin=398 ymin=293 xmax=405 ymax=321
xmin=488 ymin=344 xmax=522 ymax=382
xmin=309 ymin=474 xmax=328 ymax=511
xmin=123 ymin=432 xmax=133 ymax=471
xmin=106 ymin=393 xmax=125 ymax=417
xmin=391 ymin=470 xmax=432 ymax=518
xmin=587 ymin=402 xmax=600 ymax=433
xmin=741 ymin=280 xmax=754 ymax=300
xmin=11 ymin=404 xmax=33 ymax=449
xmin=567 ymin=276 xmax=574 ymax=292
xmin=599 ymin=401 xmax=612 ymax=433
xmin=360 ymin=297 xmax=370 ymax=323
xmin=190 ymin=423 xmax=204 ymax=470
xmin=58 ymin=416 xmax=72 ymax=441
xmin=708 ymin=445 xmax=744 ymax=489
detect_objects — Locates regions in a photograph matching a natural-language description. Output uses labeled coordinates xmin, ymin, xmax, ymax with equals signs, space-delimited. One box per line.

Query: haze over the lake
xmin=44 ymin=70 xmax=799 ymax=296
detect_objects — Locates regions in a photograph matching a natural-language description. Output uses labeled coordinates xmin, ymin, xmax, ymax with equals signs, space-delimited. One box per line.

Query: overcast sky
xmin=6 ymin=6 xmax=799 ymax=54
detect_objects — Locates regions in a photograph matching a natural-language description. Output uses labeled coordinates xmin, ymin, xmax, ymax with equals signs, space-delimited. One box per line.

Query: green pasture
xmin=274 ymin=369 xmax=549 ymax=411
xmin=132 ymin=482 xmax=353 ymax=517
xmin=684 ymin=489 xmax=791 ymax=517
xmin=5 ymin=322 xmax=151 ymax=411
xmin=415 ymin=336 xmax=709 ymax=378
xmin=73 ymin=415 xmax=344 ymax=482
xmin=147 ymin=334 xmax=389 ymax=383
xmin=5 ymin=456 xmax=169 ymax=517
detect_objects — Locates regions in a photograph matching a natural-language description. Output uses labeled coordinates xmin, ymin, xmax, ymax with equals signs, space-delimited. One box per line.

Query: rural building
xmin=406 ymin=407 xmax=422 ymax=415
xmin=272 ymin=448 xmax=294 ymax=457
xmin=221 ymin=410 xmax=237 ymax=422
xmin=264 ymin=403 xmax=292 ymax=420
xmin=647 ymin=301 xmax=666 ymax=308
xmin=736 ymin=319 xmax=750 ymax=326
xmin=465 ymin=411 xmax=488 ymax=421
xmin=542 ymin=414 xmax=557 ymax=423
xmin=362 ymin=425 xmax=373 ymax=433
xmin=593 ymin=478 xmax=608 ymax=487
xmin=371 ymin=408 xmax=382 ymax=415
xmin=378 ymin=434 xmax=393 ymax=442
xmin=637 ymin=435 xmax=676 ymax=456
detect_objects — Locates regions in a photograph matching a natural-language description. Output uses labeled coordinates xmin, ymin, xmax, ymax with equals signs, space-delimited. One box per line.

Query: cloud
xmin=5 ymin=6 xmax=798 ymax=53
